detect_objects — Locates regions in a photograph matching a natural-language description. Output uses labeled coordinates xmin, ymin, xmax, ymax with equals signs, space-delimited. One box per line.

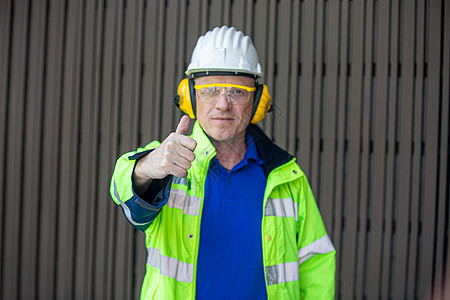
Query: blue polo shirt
xmin=196 ymin=133 xmax=268 ymax=299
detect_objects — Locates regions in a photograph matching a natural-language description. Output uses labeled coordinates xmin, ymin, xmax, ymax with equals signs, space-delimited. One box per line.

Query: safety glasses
xmin=194 ymin=83 xmax=257 ymax=104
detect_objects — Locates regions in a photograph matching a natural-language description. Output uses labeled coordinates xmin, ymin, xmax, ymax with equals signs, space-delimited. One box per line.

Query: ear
xmin=174 ymin=78 xmax=196 ymax=118
xmin=250 ymin=84 xmax=271 ymax=124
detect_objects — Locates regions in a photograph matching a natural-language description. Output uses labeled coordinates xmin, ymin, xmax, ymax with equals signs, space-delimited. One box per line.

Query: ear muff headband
xmin=175 ymin=79 xmax=271 ymax=123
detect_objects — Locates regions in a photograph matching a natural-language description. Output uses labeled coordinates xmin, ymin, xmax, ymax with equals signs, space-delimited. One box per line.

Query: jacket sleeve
xmin=110 ymin=141 xmax=172 ymax=232
xmin=297 ymin=175 xmax=336 ymax=299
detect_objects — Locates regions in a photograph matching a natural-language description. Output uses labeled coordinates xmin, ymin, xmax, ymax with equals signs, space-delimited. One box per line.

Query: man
xmin=110 ymin=26 xmax=335 ymax=299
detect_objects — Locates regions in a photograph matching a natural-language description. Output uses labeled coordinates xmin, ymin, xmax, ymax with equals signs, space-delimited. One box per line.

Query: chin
xmin=209 ymin=132 xmax=233 ymax=142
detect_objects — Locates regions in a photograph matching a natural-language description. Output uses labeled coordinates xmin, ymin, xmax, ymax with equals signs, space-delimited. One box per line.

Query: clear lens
xmin=196 ymin=85 xmax=253 ymax=104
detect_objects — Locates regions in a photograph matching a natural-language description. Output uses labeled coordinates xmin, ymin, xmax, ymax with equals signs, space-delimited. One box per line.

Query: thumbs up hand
xmin=133 ymin=116 xmax=197 ymax=191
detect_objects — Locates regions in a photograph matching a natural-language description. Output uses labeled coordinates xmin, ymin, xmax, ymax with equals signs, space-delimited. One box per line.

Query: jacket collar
xmin=247 ymin=124 xmax=294 ymax=177
xmin=191 ymin=121 xmax=294 ymax=177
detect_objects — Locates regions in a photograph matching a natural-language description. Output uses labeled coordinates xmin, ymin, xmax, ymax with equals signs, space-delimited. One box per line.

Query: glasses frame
xmin=194 ymin=83 xmax=257 ymax=104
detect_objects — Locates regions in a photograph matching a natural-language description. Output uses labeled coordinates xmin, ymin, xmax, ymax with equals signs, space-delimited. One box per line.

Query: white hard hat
xmin=186 ymin=26 xmax=263 ymax=78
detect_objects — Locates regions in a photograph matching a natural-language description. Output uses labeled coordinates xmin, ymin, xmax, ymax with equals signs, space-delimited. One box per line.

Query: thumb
xmin=176 ymin=115 xmax=191 ymax=135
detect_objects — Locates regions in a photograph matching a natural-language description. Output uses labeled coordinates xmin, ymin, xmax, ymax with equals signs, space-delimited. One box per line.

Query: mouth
xmin=211 ymin=116 xmax=234 ymax=122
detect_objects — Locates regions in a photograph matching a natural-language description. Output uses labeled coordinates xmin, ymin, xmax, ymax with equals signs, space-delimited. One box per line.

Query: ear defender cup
xmin=250 ymin=84 xmax=271 ymax=124
xmin=174 ymin=78 xmax=196 ymax=118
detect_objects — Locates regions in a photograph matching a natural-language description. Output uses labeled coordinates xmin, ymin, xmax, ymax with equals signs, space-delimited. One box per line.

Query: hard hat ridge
xmin=186 ymin=26 xmax=263 ymax=78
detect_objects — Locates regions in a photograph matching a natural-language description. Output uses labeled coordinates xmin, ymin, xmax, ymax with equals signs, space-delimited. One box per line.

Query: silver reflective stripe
xmin=167 ymin=189 xmax=201 ymax=216
xmin=173 ymin=176 xmax=189 ymax=186
xmin=113 ymin=181 xmax=153 ymax=227
xmin=265 ymin=262 xmax=299 ymax=285
xmin=147 ymin=247 xmax=194 ymax=283
xmin=298 ymin=234 xmax=335 ymax=265
xmin=265 ymin=198 xmax=298 ymax=221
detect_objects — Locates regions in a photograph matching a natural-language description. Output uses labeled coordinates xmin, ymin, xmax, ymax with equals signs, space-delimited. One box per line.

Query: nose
xmin=215 ymin=92 xmax=232 ymax=111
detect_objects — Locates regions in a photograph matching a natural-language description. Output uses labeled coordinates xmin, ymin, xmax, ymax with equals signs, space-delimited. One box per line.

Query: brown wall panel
xmin=333 ymin=2 xmax=350 ymax=297
xmin=3 ymin=1 xmax=30 ymax=299
xmin=392 ymin=1 xmax=416 ymax=298
xmin=274 ymin=0 xmax=292 ymax=151
xmin=406 ymin=1 xmax=426 ymax=299
xmin=418 ymin=0 xmax=443 ymax=298
xmin=0 ymin=1 xmax=11 ymax=290
xmin=367 ymin=1 xmax=390 ymax=298
xmin=1 ymin=1 xmax=449 ymax=299
xmin=310 ymin=0 xmax=325 ymax=197
xmin=380 ymin=0 xmax=400 ymax=297
xmin=321 ymin=0 xmax=339 ymax=233
xmin=355 ymin=2 xmax=374 ymax=298
xmin=0 ymin=0 xmax=12 ymax=296
xmin=20 ymin=0 xmax=47 ymax=299
xmin=298 ymin=0 xmax=315 ymax=176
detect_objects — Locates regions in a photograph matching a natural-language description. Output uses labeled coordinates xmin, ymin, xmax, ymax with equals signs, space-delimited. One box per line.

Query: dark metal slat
xmin=19 ymin=0 xmax=47 ymax=298
xmin=174 ymin=2 xmax=188 ymax=131
xmin=131 ymin=1 xmax=148 ymax=298
xmin=366 ymin=1 xmax=390 ymax=298
xmin=417 ymin=1 xmax=442 ymax=297
xmin=38 ymin=0 xmax=67 ymax=297
xmin=406 ymin=1 xmax=426 ymax=298
xmin=321 ymin=0 xmax=339 ymax=233
xmin=107 ymin=0 xmax=126 ymax=298
xmin=431 ymin=2 xmax=450 ymax=295
xmin=298 ymin=0 xmax=315 ymax=176
xmin=199 ymin=0 xmax=208 ymax=35
xmin=417 ymin=0 xmax=442 ymax=297
xmin=244 ymin=0 xmax=253 ymax=34
xmin=56 ymin=0 xmax=84 ymax=298
xmin=273 ymin=0 xmax=291 ymax=149
xmin=74 ymin=0 xmax=96 ymax=297
xmin=252 ymin=0 xmax=268 ymax=75
xmin=140 ymin=0 xmax=160 ymax=143
xmin=160 ymin=0 xmax=179 ymax=138
xmin=341 ymin=1 xmax=365 ymax=298
xmin=433 ymin=1 xmax=450 ymax=298
xmin=263 ymin=0 xmax=276 ymax=137
xmin=252 ymin=0 xmax=268 ymax=127
xmin=74 ymin=0 xmax=103 ymax=298
xmin=287 ymin=0 xmax=301 ymax=156
xmin=2 ymin=0 xmax=29 ymax=299
xmin=85 ymin=1 xmax=105 ymax=297
xmin=355 ymin=2 xmax=375 ymax=298
xmin=223 ymin=0 xmax=231 ymax=27
xmin=231 ymin=0 xmax=245 ymax=33
xmin=380 ymin=1 xmax=400 ymax=298
xmin=209 ymin=0 xmax=224 ymax=28
xmin=333 ymin=1 xmax=350 ymax=297
xmin=151 ymin=1 xmax=165 ymax=140
xmin=0 ymin=0 xmax=12 ymax=295
xmin=186 ymin=0 xmax=202 ymax=69
xmin=114 ymin=0 xmax=137 ymax=298
xmin=94 ymin=0 xmax=120 ymax=298
xmin=310 ymin=0 xmax=325 ymax=196
xmin=120 ymin=0 xmax=140 ymax=152
xmin=392 ymin=2 xmax=415 ymax=298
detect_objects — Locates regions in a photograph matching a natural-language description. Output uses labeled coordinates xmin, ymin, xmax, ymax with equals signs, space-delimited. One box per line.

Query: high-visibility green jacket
xmin=111 ymin=121 xmax=336 ymax=300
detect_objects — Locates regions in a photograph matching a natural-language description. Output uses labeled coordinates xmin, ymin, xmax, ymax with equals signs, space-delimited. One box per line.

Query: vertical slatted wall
xmin=0 ymin=0 xmax=449 ymax=299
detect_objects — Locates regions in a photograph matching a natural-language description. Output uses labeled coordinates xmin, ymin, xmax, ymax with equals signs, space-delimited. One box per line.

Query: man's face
xmin=195 ymin=75 xmax=255 ymax=143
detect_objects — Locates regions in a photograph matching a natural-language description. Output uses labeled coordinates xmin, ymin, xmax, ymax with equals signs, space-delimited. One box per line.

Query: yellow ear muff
xmin=175 ymin=78 xmax=196 ymax=119
xmin=251 ymin=84 xmax=271 ymax=124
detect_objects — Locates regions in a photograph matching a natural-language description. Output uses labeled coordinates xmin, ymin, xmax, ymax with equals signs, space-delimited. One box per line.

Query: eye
xmin=231 ymin=88 xmax=247 ymax=96
xmin=199 ymin=86 xmax=218 ymax=96
xmin=204 ymin=87 xmax=216 ymax=93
